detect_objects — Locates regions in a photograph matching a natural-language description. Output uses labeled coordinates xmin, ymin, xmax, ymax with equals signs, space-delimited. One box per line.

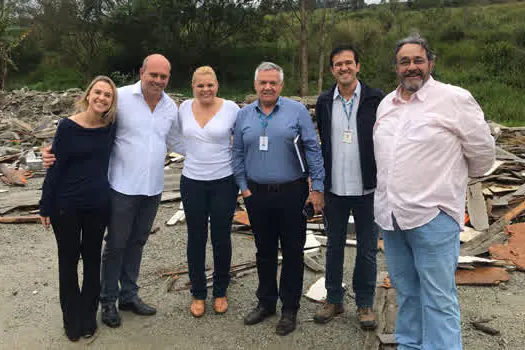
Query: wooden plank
xmin=0 ymin=190 xmax=42 ymax=214
xmin=163 ymin=171 xmax=181 ymax=191
xmin=460 ymin=226 xmax=482 ymax=243
xmin=483 ymin=160 xmax=505 ymax=176
xmin=0 ymin=215 xmax=41 ymax=224
xmin=160 ymin=191 xmax=181 ymax=203
xmin=361 ymin=280 xmax=397 ymax=350
xmin=460 ymin=199 xmax=525 ymax=256
xmin=467 ymin=183 xmax=489 ymax=230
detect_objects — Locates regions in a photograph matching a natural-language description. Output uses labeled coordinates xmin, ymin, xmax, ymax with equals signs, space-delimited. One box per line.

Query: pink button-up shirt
xmin=373 ymin=77 xmax=495 ymax=231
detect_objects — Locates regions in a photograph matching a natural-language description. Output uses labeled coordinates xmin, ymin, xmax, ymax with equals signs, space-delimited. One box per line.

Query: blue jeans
xmin=100 ymin=189 xmax=161 ymax=305
xmin=180 ymin=175 xmax=238 ymax=300
xmin=324 ymin=192 xmax=378 ymax=307
xmin=382 ymin=211 xmax=462 ymax=350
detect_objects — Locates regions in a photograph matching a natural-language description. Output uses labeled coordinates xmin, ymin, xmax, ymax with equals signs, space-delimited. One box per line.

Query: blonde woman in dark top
xmin=39 ymin=76 xmax=117 ymax=341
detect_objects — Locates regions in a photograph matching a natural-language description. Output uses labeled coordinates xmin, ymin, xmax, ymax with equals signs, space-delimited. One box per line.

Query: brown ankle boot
xmin=357 ymin=307 xmax=377 ymax=330
xmin=313 ymin=303 xmax=344 ymax=324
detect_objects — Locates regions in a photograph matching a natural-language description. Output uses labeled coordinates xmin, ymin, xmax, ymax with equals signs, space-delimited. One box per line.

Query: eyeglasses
xmin=397 ymin=57 xmax=427 ymax=67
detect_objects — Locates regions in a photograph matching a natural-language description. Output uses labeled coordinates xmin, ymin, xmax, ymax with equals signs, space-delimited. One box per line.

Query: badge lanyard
xmin=258 ymin=110 xmax=273 ymax=151
xmin=341 ymin=94 xmax=356 ymax=144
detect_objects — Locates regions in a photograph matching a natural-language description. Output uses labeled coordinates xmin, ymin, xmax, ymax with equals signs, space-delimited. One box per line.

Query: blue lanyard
xmin=341 ymin=94 xmax=356 ymax=129
xmin=258 ymin=111 xmax=274 ymax=135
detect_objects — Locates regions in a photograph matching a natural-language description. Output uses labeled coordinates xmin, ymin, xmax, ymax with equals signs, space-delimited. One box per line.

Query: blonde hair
xmin=75 ymin=75 xmax=118 ymax=125
xmin=192 ymin=66 xmax=217 ymax=85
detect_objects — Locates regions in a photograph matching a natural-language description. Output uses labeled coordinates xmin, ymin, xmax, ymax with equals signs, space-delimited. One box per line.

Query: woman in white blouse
xmin=179 ymin=66 xmax=240 ymax=317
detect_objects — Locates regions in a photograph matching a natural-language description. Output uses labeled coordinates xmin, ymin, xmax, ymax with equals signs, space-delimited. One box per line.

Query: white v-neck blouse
xmin=178 ymin=98 xmax=240 ymax=181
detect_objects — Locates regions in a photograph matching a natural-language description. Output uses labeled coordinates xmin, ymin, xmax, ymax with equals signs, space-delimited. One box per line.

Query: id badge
xmin=259 ymin=136 xmax=269 ymax=151
xmin=342 ymin=130 xmax=353 ymax=144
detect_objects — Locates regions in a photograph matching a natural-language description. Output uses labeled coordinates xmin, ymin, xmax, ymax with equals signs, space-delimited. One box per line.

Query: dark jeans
xmin=245 ymin=179 xmax=309 ymax=313
xmin=180 ymin=174 xmax=238 ymax=299
xmin=100 ymin=189 xmax=161 ymax=305
xmin=51 ymin=206 xmax=108 ymax=333
xmin=324 ymin=191 xmax=378 ymax=307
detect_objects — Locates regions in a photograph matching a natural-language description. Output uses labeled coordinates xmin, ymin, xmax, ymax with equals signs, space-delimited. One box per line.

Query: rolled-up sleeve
xmin=298 ymin=106 xmax=325 ymax=191
xmin=232 ymin=110 xmax=248 ymax=192
xmin=454 ymin=92 xmax=495 ymax=177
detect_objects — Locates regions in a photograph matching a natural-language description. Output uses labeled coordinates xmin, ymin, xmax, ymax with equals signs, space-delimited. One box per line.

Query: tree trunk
xmin=299 ymin=0 xmax=308 ymax=96
xmin=317 ymin=8 xmax=327 ymax=95
xmin=0 ymin=60 xmax=6 ymax=91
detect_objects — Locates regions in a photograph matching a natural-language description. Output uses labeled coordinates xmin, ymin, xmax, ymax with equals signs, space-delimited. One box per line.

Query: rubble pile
xmin=0 ymin=88 xmax=524 ymax=278
xmin=0 ymin=88 xmax=523 ymax=344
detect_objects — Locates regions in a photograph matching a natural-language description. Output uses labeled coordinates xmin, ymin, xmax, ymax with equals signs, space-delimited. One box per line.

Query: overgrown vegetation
xmin=2 ymin=0 xmax=524 ymax=124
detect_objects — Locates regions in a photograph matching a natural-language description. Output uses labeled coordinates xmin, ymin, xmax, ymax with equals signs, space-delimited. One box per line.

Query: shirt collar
xmin=255 ymin=96 xmax=282 ymax=114
xmin=333 ymin=80 xmax=361 ymax=102
xmin=392 ymin=76 xmax=436 ymax=104
xmin=133 ymin=80 xmax=168 ymax=104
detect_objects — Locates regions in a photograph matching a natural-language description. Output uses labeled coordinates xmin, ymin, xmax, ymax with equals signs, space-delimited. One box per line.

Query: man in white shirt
xmin=43 ymin=54 xmax=184 ymax=328
xmin=374 ymin=35 xmax=495 ymax=350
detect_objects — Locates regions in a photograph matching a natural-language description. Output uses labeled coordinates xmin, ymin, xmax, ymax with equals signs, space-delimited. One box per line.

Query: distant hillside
xmin=296 ymin=1 xmax=525 ymax=124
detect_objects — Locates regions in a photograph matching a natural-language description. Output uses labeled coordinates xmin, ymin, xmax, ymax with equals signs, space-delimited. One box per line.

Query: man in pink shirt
xmin=374 ymin=34 xmax=495 ymax=350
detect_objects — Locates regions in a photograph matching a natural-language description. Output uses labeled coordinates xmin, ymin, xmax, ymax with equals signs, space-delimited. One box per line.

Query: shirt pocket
xmin=405 ymin=113 xmax=443 ymax=142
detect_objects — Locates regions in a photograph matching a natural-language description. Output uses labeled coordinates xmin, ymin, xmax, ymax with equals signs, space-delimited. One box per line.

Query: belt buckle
xmin=267 ymin=184 xmax=280 ymax=192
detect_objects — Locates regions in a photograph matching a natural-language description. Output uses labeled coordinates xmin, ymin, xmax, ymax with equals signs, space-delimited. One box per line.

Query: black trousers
xmin=180 ymin=174 xmax=239 ymax=299
xmin=245 ymin=179 xmax=309 ymax=313
xmin=51 ymin=207 xmax=108 ymax=334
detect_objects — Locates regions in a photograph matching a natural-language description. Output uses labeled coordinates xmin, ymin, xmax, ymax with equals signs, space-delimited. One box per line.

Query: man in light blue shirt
xmin=314 ymin=46 xmax=384 ymax=329
xmin=232 ymin=62 xmax=324 ymax=336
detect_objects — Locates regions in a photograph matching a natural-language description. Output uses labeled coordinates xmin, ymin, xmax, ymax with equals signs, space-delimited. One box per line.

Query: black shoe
xmin=82 ymin=324 xmax=97 ymax=338
xmin=276 ymin=312 xmax=297 ymax=336
xmin=63 ymin=316 xmax=81 ymax=341
xmin=64 ymin=328 xmax=81 ymax=342
xmin=101 ymin=304 xmax=121 ymax=328
xmin=82 ymin=316 xmax=97 ymax=338
xmin=119 ymin=297 xmax=157 ymax=316
xmin=243 ymin=305 xmax=276 ymax=325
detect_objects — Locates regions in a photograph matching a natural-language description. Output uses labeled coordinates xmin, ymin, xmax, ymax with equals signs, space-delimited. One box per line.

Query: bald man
xmin=44 ymin=55 xmax=185 ymax=328
xmin=98 ymin=54 xmax=185 ymax=327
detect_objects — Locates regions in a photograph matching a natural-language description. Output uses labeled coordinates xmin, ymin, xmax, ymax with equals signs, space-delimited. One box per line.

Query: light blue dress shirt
xmin=331 ymin=81 xmax=374 ymax=196
xmin=232 ymin=97 xmax=325 ymax=192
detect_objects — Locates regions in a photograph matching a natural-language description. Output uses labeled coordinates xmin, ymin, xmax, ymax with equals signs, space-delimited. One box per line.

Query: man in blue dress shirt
xmin=232 ymin=62 xmax=325 ymax=336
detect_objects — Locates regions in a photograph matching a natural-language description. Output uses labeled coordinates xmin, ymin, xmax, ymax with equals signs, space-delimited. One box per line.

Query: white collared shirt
xmin=331 ymin=81 xmax=373 ymax=196
xmin=373 ymin=77 xmax=495 ymax=230
xmin=108 ymin=81 xmax=184 ymax=196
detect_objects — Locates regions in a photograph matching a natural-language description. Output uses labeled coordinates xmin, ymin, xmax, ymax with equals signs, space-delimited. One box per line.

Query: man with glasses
xmin=374 ymin=34 xmax=495 ymax=349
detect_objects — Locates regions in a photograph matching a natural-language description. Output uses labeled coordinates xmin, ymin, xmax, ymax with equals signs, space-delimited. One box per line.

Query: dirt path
xmin=0 ymin=178 xmax=524 ymax=349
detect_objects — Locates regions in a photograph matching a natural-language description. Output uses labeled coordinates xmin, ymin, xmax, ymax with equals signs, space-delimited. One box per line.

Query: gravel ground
xmin=1 ymin=177 xmax=524 ymax=350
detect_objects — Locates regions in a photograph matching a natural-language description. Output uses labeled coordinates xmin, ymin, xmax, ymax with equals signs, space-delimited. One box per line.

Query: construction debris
xmin=304 ymin=277 xmax=333 ymax=302
xmin=455 ymin=266 xmax=510 ymax=286
xmin=489 ymin=222 xmax=525 ymax=271
xmin=471 ymin=320 xmax=501 ymax=336
xmin=0 ymin=215 xmax=40 ymax=224
xmin=233 ymin=210 xmax=250 ymax=226
xmin=0 ymin=190 xmax=42 ymax=215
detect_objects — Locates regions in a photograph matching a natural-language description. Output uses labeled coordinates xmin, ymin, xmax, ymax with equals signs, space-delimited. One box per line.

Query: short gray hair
xmin=394 ymin=34 xmax=435 ymax=63
xmin=254 ymin=62 xmax=284 ymax=82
